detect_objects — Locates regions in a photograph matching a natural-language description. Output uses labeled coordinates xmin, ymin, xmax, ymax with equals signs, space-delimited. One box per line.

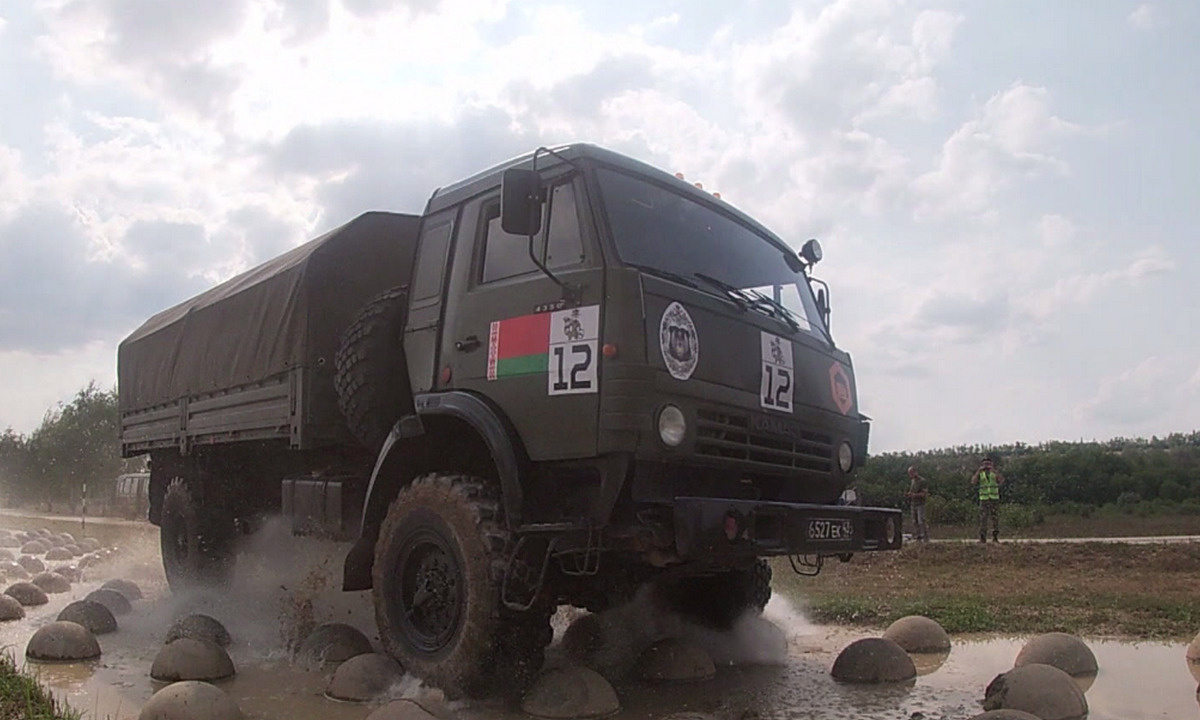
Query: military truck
xmin=112 ymin=471 xmax=151 ymax=520
xmin=118 ymin=144 xmax=902 ymax=697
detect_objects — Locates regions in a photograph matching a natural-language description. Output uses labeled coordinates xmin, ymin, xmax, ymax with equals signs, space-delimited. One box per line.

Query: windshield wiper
xmin=745 ymin=289 xmax=802 ymax=332
xmin=630 ymin=265 xmax=700 ymax=290
xmin=695 ymin=273 xmax=800 ymax=330
xmin=692 ymin=273 xmax=750 ymax=310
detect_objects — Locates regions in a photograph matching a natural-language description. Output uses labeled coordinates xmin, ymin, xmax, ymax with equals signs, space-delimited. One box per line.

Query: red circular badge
xmin=829 ymin=363 xmax=854 ymax=415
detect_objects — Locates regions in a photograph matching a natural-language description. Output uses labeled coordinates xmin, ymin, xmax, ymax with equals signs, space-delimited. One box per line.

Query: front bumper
xmin=673 ymin=496 xmax=902 ymax=558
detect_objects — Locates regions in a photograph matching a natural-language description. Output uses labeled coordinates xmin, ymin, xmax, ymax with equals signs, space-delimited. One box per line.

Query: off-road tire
xmin=656 ymin=559 xmax=772 ymax=629
xmin=372 ymin=473 xmax=553 ymax=699
xmin=159 ymin=478 xmax=235 ymax=590
xmin=334 ymin=286 xmax=410 ymax=453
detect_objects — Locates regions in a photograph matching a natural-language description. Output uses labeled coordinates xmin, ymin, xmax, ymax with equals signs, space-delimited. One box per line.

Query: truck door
xmin=441 ymin=174 xmax=604 ymax=460
xmin=405 ymin=209 xmax=458 ymax=393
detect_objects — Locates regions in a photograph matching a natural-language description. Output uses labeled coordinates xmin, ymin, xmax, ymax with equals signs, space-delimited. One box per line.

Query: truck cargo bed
xmin=118 ymin=212 xmax=421 ymax=455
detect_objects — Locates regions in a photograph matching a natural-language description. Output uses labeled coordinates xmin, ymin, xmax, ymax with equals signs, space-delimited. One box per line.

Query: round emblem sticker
xmin=829 ymin=362 xmax=854 ymax=415
xmin=659 ymin=302 xmax=699 ymax=380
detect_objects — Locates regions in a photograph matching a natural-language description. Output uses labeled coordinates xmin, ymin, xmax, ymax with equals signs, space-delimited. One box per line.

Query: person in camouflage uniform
xmin=971 ymin=457 xmax=1005 ymax=543
xmin=905 ymin=465 xmax=930 ymax=542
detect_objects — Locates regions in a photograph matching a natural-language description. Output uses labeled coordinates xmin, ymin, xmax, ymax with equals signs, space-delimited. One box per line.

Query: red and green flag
xmin=487 ymin=312 xmax=550 ymax=380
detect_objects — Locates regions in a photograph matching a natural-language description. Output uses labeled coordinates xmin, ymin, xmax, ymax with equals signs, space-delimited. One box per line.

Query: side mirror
xmin=800 ymin=238 xmax=823 ymax=266
xmin=816 ymin=287 xmax=830 ymax=324
xmin=501 ymin=169 xmax=543 ymax=236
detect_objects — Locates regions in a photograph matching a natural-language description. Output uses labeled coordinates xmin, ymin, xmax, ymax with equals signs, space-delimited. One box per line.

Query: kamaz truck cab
xmin=340 ymin=144 xmax=901 ymax=693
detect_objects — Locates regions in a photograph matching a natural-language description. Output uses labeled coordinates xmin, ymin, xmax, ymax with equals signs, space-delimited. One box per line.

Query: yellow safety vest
xmin=978 ymin=470 xmax=1000 ymax=501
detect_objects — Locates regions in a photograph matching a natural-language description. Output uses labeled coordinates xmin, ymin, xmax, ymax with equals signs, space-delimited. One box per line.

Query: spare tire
xmin=334 ymin=286 xmax=412 ymax=453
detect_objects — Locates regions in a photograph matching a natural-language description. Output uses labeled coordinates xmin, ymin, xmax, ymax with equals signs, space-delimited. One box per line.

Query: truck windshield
xmin=596 ymin=168 xmax=828 ymax=340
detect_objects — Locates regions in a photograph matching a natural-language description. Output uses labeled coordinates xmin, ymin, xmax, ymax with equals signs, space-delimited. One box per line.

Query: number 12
xmin=762 ymin=364 xmax=792 ymax=411
xmin=552 ymin=343 xmax=594 ymax=393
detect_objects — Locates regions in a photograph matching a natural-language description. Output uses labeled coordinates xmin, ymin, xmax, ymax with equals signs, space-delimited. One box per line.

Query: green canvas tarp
xmin=118 ymin=212 xmax=421 ymax=433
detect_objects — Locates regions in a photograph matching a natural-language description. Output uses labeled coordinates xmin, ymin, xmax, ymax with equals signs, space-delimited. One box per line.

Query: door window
xmin=480 ymin=180 xmax=584 ymax=284
xmin=411 ymin=217 xmax=454 ymax=303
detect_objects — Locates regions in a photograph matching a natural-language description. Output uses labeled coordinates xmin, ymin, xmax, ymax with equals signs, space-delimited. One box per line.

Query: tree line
xmin=0 ymin=382 xmax=141 ymax=511
xmin=854 ymin=434 xmax=1200 ymax=525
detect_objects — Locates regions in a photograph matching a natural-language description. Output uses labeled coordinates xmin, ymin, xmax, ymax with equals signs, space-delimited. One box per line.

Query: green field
xmin=927 ymin=510 xmax=1200 ymax=540
xmin=773 ymin=539 xmax=1200 ymax=639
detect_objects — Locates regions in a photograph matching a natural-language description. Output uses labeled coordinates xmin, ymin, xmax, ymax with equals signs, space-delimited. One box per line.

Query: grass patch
xmin=931 ymin=512 xmax=1200 ymax=539
xmin=801 ymin=592 xmax=998 ymax=633
xmin=0 ymin=652 xmax=81 ymax=720
xmin=774 ymin=541 xmax=1200 ymax=639
xmin=806 ymin=595 xmax=999 ymax=633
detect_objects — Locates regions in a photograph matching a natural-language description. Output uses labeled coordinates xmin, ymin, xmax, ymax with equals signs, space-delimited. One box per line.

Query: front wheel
xmin=159 ymin=478 xmax=235 ymax=590
xmin=372 ymin=473 xmax=552 ymax=699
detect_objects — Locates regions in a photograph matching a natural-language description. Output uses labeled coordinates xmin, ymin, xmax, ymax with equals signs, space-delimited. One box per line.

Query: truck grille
xmin=695 ymin=409 xmax=833 ymax=473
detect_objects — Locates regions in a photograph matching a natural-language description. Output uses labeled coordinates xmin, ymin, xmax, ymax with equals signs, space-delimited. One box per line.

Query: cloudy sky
xmin=0 ymin=0 xmax=1196 ymax=452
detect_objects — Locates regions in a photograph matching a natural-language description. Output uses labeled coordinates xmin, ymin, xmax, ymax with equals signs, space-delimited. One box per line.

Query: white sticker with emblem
xmin=760 ymin=331 xmax=793 ymax=413
xmin=548 ymin=305 xmax=600 ymax=396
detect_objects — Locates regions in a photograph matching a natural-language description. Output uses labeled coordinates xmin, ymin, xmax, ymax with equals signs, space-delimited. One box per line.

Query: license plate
xmin=807 ymin=518 xmax=853 ymax=541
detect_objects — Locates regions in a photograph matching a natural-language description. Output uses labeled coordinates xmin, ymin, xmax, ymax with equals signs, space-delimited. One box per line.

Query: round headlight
xmin=658 ymin=405 xmax=686 ymax=447
xmin=838 ymin=441 xmax=854 ymax=473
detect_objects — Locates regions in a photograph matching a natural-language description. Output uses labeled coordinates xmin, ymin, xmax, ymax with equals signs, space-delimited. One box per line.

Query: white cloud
xmin=1076 ymin=355 xmax=1191 ymax=428
xmin=0 ymin=145 xmax=28 ymax=221
xmin=1033 ymin=245 xmax=1174 ymax=313
xmin=731 ymin=3 xmax=962 ymax=137
xmin=914 ymin=83 xmax=1082 ymax=221
xmin=0 ymin=342 xmax=115 ymax=432
xmin=2 ymin=0 xmax=1198 ymax=452
xmin=1128 ymin=3 xmax=1162 ymax=30
xmin=1037 ymin=214 xmax=1076 ymax=247
xmin=911 ymin=9 xmax=962 ymax=71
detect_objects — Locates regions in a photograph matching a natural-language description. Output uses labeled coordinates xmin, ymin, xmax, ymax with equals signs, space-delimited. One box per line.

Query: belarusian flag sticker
xmin=487 ymin=305 xmax=600 ymax=396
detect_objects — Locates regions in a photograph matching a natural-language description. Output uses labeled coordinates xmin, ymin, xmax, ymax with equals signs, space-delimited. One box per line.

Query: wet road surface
xmin=2 ymin=515 xmax=1197 ymax=720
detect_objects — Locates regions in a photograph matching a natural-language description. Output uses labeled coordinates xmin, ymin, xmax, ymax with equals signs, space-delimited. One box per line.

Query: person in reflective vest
xmin=971 ymin=457 xmax=1005 ymax=543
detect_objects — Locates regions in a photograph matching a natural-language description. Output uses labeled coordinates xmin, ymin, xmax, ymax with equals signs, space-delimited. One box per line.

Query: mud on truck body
xmin=117 ymin=144 xmax=902 ymax=697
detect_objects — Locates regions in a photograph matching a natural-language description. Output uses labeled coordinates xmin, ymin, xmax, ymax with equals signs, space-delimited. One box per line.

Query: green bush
xmin=1050 ymin=500 xmax=1095 ymax=518
xmin=1178 ymin=498 xmax=1200 ymax=516
xmin=929 ymin=496 xmax=975 ymax=525
xmin=1117 ymin=491 xmax=1142 ymax=508
xmin=1159 ymin=480 xmax=1189 ymax=503
xmin=1000 ymin=503 xmax=1043 ymax=529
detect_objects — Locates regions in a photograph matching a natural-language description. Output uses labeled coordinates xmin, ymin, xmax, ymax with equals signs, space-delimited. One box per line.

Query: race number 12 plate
xmin=548 ymin=305 xmax=600 ymax=396
xmin=760 ymin=331 xmax=793 ymax=413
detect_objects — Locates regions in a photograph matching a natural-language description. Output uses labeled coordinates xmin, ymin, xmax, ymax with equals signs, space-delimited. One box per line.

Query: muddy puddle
xmin=1 ymin=514 xmax=1197 ymax=720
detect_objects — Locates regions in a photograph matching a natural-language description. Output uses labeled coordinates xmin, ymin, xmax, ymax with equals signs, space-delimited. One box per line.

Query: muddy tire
xmin=334 ymin=286 xmax=410 ymax=453
xmin=656 ymin=559 xmax=772 ymax=629
xmin=372 ymin=473 xmax=552 ymax=699
xmin=160 ymin=479 xmax=235 ymax=591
